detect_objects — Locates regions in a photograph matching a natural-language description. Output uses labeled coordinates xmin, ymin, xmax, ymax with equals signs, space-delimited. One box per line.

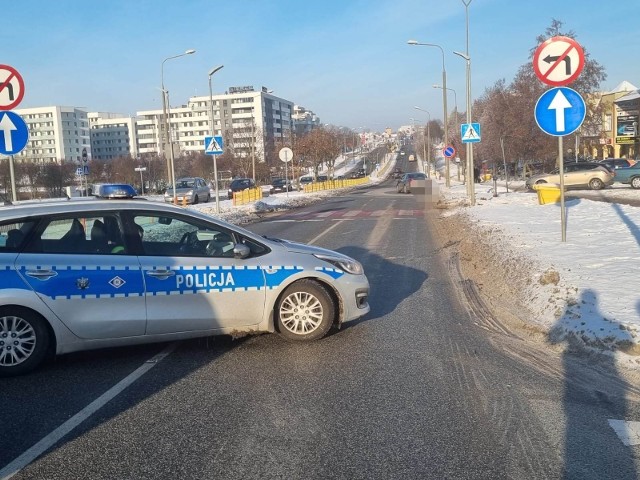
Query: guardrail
xmin=232 ymin=187 xmax=263 ymax=206
xmin=302 ymin=177 xmax=369 ymax=193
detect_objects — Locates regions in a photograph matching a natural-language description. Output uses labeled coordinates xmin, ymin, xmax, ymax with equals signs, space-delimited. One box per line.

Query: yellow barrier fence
xmin=232 ymin=187 xmax=263 ymax=206
xmin=302 ymin=177 xmax=369 ymax=193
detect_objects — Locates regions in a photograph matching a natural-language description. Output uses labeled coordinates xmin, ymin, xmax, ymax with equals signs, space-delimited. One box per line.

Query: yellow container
xmin=532 ymin=184 xmax=561 ymax=205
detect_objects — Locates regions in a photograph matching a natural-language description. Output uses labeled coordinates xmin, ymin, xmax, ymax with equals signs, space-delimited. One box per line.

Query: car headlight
xmin=314 ymin=254 xmax=364 ymax=275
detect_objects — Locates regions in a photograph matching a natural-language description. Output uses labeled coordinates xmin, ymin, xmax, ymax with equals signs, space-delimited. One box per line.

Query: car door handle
xmin=25 ymin=269 xmax=58 ymax=280
xmin=146 ymin=269 xmax=176 ymax=279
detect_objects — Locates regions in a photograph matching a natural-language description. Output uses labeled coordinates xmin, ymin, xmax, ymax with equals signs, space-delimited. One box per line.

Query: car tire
xmin=0 ymin=307 xmax=51 ymax=377
xmin=275 ymin=280 xmax=335 ymax=341
xmin=193 ymin=194 xmax=199 ymax=204
xmin=631 ymin=177 xmax=640 ymax=189
xmin=588 ymin=178 xmax=604 ymax=190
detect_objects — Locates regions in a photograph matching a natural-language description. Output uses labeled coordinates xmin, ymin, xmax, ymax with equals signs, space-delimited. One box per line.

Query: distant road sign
xmin=279 ymin=147 xmax=293 ymax=162
xmin=461 ymin=123 xmax=481 ymax=143
xmin=443 ymin=145 xmax=456 ymax=158
xmin=533 ymin=36 xmax=584 ymax=87
xmin=535 ymin=87 xmax=586 ymax=136
xmin=0 ymin=111 xmax=29 ymax=155
xmin=0 ymin=65 xmax=25 ymax=111
xmin=205 ymin=135 xmax=224 ymax=155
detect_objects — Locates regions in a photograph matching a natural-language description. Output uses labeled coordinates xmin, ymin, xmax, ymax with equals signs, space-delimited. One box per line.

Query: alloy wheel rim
xmin=0 ymin=316 xmax=36 ymax=367
xmin=279 ymin=292 xmax=324 ymax=335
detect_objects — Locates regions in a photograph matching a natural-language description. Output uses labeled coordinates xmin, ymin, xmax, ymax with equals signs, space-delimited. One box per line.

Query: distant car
xmin=400 ymin=151 xmax=406 ymax=156
xmin=270 ymin=178 xmax=293 ymax=194
xmin=350 ymin=168 xmax=366 ymax=179
xmin=612 ymin=162 xmax=640 ymax=189
xmin=227 ymin=178 xmax=256 ymax=199
xmin=396 ymin=172 xmax=427 ymax=193
xmin=298 ymin=176 xmax=314 ymax=190
xmin=408 ymin=154 xmax=415 ymax=162
xmin=316 ymin=175 xmax=329 ymax=182
xmin=525 ymin=162 xmax=614 ymax=191
xmin=164 ymin=177 xmax=210 ymax=204
xmin=598 ymin=158 xmax=635 ymax=171
xmin=94 ymin=183 xmax=137 ymax=199
xmin=391 ymin=168 xmax=404 ymax=179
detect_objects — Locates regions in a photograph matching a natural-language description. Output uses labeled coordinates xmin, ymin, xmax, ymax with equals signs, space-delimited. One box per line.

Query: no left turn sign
xmin=0 ymin=65 xmax=25 ymax=111
xmin=533 ymin=36 xmax=584 ymax=87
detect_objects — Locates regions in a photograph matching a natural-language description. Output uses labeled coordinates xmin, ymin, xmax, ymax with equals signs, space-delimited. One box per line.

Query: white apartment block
xmin=292 ymin=105 xmax=320 ymax=135
xmin=137 ymin=86 xmax=294 ymax=163
xmin=5 ymin=106 xmax=90 ymax=164
xmin=2 ymin=87 xmax=295 ymax=166
xmin=89 ymin=112 xmax=137 ymax=160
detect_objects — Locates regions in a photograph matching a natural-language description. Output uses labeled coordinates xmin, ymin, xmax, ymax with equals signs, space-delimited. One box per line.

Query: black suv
xmin=227 ymin=178 xmax=256 ymax=199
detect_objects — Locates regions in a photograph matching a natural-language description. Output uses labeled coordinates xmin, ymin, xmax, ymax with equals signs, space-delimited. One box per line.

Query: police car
xmin=0 ymin=198 xmax=370 ymax=376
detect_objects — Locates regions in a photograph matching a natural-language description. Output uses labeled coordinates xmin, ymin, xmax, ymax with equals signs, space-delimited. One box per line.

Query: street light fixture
xmin=407 ymin=40 xmax=449 ymax=186
xmin=453 ymin=50 xmax=475 ymax=205
xmin=161 ymin=48 xmax=196 ymax=204
xmin=208 ymin=64 xmax=224 ymax=213
xmin=414 ymin=106 xmax=431 ymax=177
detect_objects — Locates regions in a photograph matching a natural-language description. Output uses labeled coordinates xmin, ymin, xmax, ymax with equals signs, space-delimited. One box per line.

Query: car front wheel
xmin=631 ymin=177 xmax=640 ymax=189
xmin=275 ymin=280 xmax=335 ymax=341
xmin=0 ymin=308 xmax=51 ymax=377
xmin=588 ymin=178 xmax=605 ymax=190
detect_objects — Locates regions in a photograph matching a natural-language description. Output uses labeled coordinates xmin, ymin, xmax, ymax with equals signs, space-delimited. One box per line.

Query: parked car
xmin=396 ymin=172 xmax=427 ymax=193
xmin=270 ymin=178 xmax=293 ymax=194
xmin=0 ymin=198 xmax=370 ymax=376
xmin=525 ymin=162 xmax=614 ymax=191
xmin=164 ymin=177 xmax=210 ymax=204
xmin=598 ymin=158 xmax=635 ymax=171
xmin=316 ymin=175 xmax=329 ymax=182
xmin=611 ymin=162 xmax=640 ymax=189
xmin=227 ymin=178 xmax=256 ymax=199
xmin=93 ymin=183 xmax=137 ymax=199
xmin=298 ymin=176 xmax=314 ymax=190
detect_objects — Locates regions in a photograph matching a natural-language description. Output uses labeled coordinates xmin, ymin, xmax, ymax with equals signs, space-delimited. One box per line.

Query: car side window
xmin=23 ymin=214 xmax=126 ymax=255
xmin=0 ymin=220 xmax=36 ymax=252
xmin=133 ymin=213 xmax=237 ymax=258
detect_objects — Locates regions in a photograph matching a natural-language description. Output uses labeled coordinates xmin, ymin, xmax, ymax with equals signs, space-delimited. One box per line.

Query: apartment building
xmin=6 ymin=106 xmax=90 ymax=164
xmin=292 ymin=105 xmax=320 ymax=135
xmin=2 ymin=88 xmax=297 ymax=165
xmin=89 ymin=112 xmax=137 ymax=161
xmin=137 ymin=86 xmax=294 ymax=163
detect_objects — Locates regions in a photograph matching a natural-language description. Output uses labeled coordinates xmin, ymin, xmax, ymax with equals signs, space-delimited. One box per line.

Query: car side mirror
xmin=233 ymin=243 xmax=251 ymax=259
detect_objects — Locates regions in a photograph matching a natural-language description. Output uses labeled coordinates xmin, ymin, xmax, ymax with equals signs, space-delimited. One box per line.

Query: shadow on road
xmin=335 ymin=245 xmax=428 ymax=329
xmin=549 ymin=288 xmax=637 ymax=479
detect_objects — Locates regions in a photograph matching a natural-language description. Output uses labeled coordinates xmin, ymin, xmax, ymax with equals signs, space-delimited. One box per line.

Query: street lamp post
xmin=208 ymin=64 xmax=224 ymax=213
xmin=407 ymin=40 xmax=449 ymax=186
xmin=414 ymin=106 xmax=431 ymax=177
xmin=460 ymin=0 xmax=475 ymax=205
xmin=161 ymin=49 xmax=196 ymax=204
xmin=433 ymin=84 xmax=459 ymax=179
xmin=454 ymin=50 xmax=474 ymax=205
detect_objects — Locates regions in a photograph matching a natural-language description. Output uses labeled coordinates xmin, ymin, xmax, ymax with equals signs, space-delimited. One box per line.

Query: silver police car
xmin=0 ymin=199 xmax=370 ymax=376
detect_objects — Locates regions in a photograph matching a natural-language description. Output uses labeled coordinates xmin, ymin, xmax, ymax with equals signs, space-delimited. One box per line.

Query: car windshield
xmin=177 ymin=180 xmax=194 ymax=188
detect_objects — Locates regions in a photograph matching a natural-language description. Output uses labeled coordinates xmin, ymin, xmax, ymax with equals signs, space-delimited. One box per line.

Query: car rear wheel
xmin=0 ymin=308 xmax=50 ymax=377
xmin=275 ymin=280 xmax=335 ymax=341
xmin=631 ymin=177 xmax=640 ymax=189
xmin=588 ymin=178 xmax=605 ymax=190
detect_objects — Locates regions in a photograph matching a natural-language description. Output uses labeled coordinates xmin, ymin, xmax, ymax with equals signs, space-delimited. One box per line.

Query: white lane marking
xmin=608 ymin=419 xmax=640 ymax=446
xmin=0 ymin=344 xmax=177 ymax=480
xmin=307 ymin=221 xmax=342 ymax=245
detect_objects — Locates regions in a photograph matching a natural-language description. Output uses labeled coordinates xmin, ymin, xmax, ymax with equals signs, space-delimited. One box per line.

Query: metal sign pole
xmin=9 ymin=155 xmax=16 ymax=202
xmin=213 ymin=153 xmax=220 ymax=213
xmin=559 ymin=136 xmax=566 ymax=242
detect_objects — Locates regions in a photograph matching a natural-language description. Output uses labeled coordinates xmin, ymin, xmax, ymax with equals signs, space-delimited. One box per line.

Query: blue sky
xmin=3 ymin=0 xmax=638 ymax=131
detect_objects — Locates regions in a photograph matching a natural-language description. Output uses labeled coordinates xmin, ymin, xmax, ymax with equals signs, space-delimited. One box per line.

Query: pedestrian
xmin=473 ymin=166 xmax=481 ymax=183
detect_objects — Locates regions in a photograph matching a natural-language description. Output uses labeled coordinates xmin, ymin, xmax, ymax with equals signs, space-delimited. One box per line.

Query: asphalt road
xmin=2 ymin=172 xmax=640 ymax=479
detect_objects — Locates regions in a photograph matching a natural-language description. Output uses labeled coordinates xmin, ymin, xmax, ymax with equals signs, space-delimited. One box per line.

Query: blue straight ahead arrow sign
xmin=0 ymin=111 xmax=29 ymax=155
xmin=535 ymin=87 xmax=586 ymax=136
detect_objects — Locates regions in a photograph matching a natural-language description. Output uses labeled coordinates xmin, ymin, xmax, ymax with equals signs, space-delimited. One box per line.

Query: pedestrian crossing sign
xmin=205 ymin=136 xmax=224 ymax=155
xmin=461 ymin=123 xmax=481 ymax=143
